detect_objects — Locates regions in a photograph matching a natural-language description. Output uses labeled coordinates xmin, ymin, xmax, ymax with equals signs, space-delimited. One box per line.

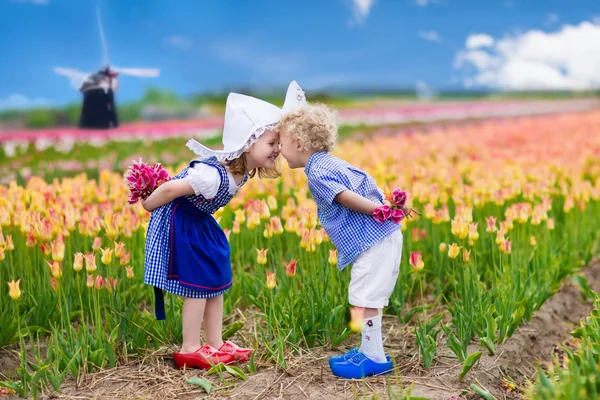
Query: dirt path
xmin=16 ymin=260 xmax=592 ymax=400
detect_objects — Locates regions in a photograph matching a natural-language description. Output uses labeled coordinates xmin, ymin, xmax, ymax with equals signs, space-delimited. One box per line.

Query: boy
xmin=278 ymin=82 xmax=405 ymax=379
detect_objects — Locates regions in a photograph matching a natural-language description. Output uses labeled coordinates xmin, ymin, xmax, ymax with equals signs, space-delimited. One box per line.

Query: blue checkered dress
xmin=305 ymin=151 xmax=400 ymax=270
xmin=144 ymin=157 xmax=247 ymax=319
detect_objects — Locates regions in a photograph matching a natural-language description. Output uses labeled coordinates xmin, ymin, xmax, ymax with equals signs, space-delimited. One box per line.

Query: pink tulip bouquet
xmin=124 ymin=159 xmax=171 ymax=204
xmin=373 ymin=186 xmax=418 ymax=223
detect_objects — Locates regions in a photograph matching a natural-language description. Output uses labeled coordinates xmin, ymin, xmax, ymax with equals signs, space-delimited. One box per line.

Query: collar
xmin=304 ymin=151 xmax=327 ymax=176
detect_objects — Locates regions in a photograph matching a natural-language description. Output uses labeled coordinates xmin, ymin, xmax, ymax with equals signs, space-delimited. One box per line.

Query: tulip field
xmin=1 ymin=108 xmax=600 ymax=399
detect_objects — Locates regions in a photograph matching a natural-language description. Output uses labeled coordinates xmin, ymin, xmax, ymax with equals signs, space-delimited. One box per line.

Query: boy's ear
xmin=296 ymin=139 xmax=304 ymax=152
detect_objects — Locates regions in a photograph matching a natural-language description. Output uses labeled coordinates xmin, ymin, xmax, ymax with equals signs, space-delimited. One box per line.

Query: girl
xmin=142 ymin=92 xmax=282 ymax=369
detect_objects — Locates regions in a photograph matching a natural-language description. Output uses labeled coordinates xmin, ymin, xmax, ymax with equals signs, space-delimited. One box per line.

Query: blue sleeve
xmin=309 ymin=167 xmax=350 ymax=205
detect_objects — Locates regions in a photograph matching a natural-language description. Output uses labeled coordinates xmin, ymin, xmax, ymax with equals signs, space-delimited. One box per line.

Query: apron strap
xmin=154 ymin=286 xmax=166 ymax=320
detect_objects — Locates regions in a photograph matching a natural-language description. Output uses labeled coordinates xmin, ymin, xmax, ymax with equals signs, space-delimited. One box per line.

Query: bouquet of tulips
xmin=124 ymin=158 xmax=171 ymax=204
xmin=373 ymin=186 xmax=418 ymax=223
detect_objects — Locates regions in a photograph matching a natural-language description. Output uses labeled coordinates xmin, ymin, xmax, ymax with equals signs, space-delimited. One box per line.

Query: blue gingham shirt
xmin=306 ymin=151 xmax=400 ymax=270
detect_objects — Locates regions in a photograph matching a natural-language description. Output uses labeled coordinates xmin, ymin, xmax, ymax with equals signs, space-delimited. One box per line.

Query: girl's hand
xmin=141 ymin=180 xmax=195 ymax=212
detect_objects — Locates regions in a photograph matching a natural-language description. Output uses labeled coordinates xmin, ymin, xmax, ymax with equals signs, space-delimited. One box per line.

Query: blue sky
xmin=1 ymin=0 xmax=599 ymax=109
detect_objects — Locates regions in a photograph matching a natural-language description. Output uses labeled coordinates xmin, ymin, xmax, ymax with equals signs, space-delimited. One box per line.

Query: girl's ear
xmin=296 ymin=139 xmax=304 ymax=152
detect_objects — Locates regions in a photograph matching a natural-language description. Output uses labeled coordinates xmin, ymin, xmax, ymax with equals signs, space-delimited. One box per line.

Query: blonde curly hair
xmin=279 ymin=104 xmax=338 ymax=152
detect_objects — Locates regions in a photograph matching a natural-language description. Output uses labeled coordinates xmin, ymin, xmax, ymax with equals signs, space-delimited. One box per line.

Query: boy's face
xmin=279 ymin=127 xmax=305 ymax=169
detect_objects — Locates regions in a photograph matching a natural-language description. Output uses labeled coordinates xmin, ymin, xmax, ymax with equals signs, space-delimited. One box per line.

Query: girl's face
xmin=245 ymin=129 xmax=281 ymax=170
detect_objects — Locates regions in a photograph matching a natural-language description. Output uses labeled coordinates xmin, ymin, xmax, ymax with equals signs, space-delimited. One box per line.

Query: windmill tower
xmin=54 ymin=7 xmax=159 ymax=129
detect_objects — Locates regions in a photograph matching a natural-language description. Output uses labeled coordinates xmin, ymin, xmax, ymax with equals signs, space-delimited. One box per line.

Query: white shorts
xmin=348 ymin=229 xmax=403 ymax=309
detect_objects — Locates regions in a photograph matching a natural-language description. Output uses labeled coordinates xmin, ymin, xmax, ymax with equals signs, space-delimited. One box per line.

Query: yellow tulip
xmin=409 ymin=252 xmax=425 ymax=272
xmin=304 ymin=209 xmax=318 ymax=229
xmin=73 ymin=252 xmax=84 ymax=272
xmin=284 ymin=217 xmax=297 ymax=233
xmin=485 ymin=216 xmax=497 ymax=233
xmin=267 ymin=195 xmax=278 ymax=211
xmin=119 ymin=251 xmax=130 ymax=266
xmin=234 ymin=209 xmax=246 ymax=224
xmin=448 ymin=243 xmax=461 ymax=259
xmin=101 ymin=248 xmax=113 ymax=265
xmin=256 ymin=248 xmax=268 ymax=265
xmin=547 ymin=218 xmax=555 ymax=230
xmin=530 ymin=236 xmax=537 ymax=247
xmin=265 ymin=271 xmax=276 ymax=290
xmin=260 ymin=200 xmax=270 ymax=220
xmin=51 ymin=238 xmax=65 ymax=263
xmin=462 ymin=249 xmax=471 ymax=262
xmin=85 ymin=252 xmax=97 ymax=273
xmin=263 ymin=226 xmax=273 ymax=239
xmin=7 ymin=279 xmax=21 ymax=300
xmin=125 ymin=266 xmax=134 ymax=279
xmin=349 ymin=306 xmax=365 ymax=333
xmin=269 ymin=217 xmax=284 ymax=235
xmin=495 ymin=230 xmax=506 ymax=246
xmin=46 ymin=261 xmax=62 ymax=279
xmin=468 ymin=222 xmax=479 ymax=241
xmin=328 ymin=249 xmax=338 ymax=266
xmin=439 ymin=242 xmax=447 ymax=253
xmin=232 ymin=220 xmax=241 ymax=234
xmin=113 ymin=241 xmax=126 ymax=258
xmin=5 ymin=235 xmax=14 ymax=251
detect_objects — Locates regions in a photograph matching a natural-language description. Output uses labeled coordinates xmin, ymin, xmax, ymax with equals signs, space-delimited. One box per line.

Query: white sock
xmin=359 ymin=313 xmax=386 ymax=363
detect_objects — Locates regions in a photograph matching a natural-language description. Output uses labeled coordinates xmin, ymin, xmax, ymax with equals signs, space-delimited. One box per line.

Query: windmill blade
xmin=112 ymin=67 xmax=160 ymax=77
xmin=96 ymin=6 xmax=109 ymax=66
xmin=54 ymin=67 xmax=92 ymax=90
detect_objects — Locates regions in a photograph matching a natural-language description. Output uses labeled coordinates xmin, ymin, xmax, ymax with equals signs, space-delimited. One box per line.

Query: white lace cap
xmin=282 ymin=80 xmax=307 ymax=113
xmin=186 ymin=92 xmax=281 ymax=162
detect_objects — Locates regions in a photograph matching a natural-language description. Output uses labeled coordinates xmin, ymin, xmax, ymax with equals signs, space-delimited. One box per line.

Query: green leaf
xmin=459 ymin=351 xmax=482 ymax=380
xmin=222 ymin=321 xmax=244 ymax=340
xmin=480 ymin=337 xmax=495 ymax=356
xmin=331 ymin=328 xmax=353 ymax=347
xmin=485 ymin=312 xmax=497 ymax=341
xmin=469 ymin=383 xmax=496 ymax=400
xmin=425 ymin=312 xmax=445 ymax=335
xmin=184 ymin=376 xmax=213 ymax=393
xmin=224 ymin=365 xmax=247 ymax=381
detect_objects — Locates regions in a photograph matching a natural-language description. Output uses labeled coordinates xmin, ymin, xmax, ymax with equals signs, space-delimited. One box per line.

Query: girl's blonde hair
xmin=279 ymin=103 xmax=338 ymax=152
xmin=224 ymin=153 xmax=282 ymax=179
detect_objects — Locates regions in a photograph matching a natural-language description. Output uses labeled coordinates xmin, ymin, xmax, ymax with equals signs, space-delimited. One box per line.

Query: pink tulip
xmin=373 ymin=205 xmax=392 ymax=223
xmin=391 ymin=189 xmax=408 ymax=207
xmin=124 ymin=160 xmax=171 ymax=204
xmin=389 ymin=208 xmax=405 ymax=224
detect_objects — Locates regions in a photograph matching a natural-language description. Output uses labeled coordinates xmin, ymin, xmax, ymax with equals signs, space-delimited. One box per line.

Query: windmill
xmin=54 ymin=7 xmax=159 ymax=129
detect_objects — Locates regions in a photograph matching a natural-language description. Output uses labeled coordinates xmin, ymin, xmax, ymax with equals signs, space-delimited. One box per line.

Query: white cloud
xmin=164 ymin=35 xmax=193 ymax=51
xmin=0 ymin=94 xmax=52 ymax=110
xmin=466 ymin=33 xmax=494 ymax=49
xmin=419 ymin=30 xmax=441 ymax=42
xmin=455 ymin=21 xmax=600 ymax=90
xmin=593 ymin=16 xmax=600 ymax=25
xmin=10 ymin=0 xmax=49 ymax=4
xmin=350 ymin=0 xmax=375 ymax=25
xmin=416 ymin=0 xmax=430 ymax=6
xmin=545 ymin=13 xmax=559 ymax=26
